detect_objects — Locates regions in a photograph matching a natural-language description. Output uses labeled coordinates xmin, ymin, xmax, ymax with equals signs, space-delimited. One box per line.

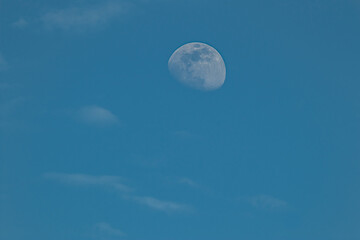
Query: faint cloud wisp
xmin=77 ymin=105 xmax=119 ymax=126
xmin=178 ymin=177 xmax=199 ymax=188
xmin=132 ymin=196 xmax=192 ymax=213
xmin=44 ymin=173 xmax=131 ymax=192
xmin=42 ymin=1 xmax=127 ymax=31
xmin=44 ymin=173 xmax=192 ymax=213
xmin=246 ymin=195 xmax=288 ymax=210
xmin=95 ymin=222 xmax=125 ymax=238
xmin=12 ymin=18 xmax=28 ymax=28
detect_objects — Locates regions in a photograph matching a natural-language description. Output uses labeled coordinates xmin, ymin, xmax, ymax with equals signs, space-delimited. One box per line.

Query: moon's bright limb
xmin=168 ymin=42 xmax=226 ymax=91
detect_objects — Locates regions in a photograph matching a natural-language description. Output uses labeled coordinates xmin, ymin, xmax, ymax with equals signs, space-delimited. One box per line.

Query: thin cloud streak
xmin=77 ymin=105 xmax=119 ymax=126
xmin=95 ymin=222 xmax=125 ymax=237
xmin=132 ymin=196 xmax=191 ymax=213
xmin=45 ymin=173 xmax=191 ymax=213
xmin=12 ymin=18 xmax=28 ymax=28
xmin=42 ymin=1 xmax=126 ymax=30
xmin=178 ymin=177 xmax=199 ymax=188
xmin=44 ymin=173 xmax=131 ymax=192
xmin=246 ymin=195 xmax=288 ymax=210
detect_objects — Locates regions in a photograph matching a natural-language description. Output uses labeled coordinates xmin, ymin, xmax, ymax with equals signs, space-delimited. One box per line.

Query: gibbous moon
xmin=168 ymin=42 xmax=226 ymax=91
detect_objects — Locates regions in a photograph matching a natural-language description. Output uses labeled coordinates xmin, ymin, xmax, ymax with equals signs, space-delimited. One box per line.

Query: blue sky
xmin=1 ymin=0 xmax=360 ymax=239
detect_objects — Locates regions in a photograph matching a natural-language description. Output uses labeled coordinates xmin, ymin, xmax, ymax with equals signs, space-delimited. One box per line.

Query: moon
xmin=168 ymin=42 xmax=226 ymax=91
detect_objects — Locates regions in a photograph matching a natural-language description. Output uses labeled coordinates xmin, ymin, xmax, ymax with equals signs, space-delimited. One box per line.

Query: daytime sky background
xmin=1 ymin=0 xmax=360 ymax=239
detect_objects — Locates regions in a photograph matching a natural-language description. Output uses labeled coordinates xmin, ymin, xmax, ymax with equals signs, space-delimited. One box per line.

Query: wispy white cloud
xmin=95 ymin=222 xmax=125 ymax=238
xmin=44 ymin=173 xmax=130 ymax=192
xmin=178 ymin=177 xmax=199 ymax=188
xmin=132 ymin=196 xmax=191 ymax=213
xmin=12 ymin=18 xmax=28 ymax=28
xmin=0 ymin=53 xmax=8 ymax=71
xmin=77 ymin=105 xmax=119 ymax=126
xmin=45 ymin=173 xmax=191 ymax=213
xmin=246 ymin=195 xmax=288 ymax=210
xmin=42 ymin=1 xmax=126 ymax=30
